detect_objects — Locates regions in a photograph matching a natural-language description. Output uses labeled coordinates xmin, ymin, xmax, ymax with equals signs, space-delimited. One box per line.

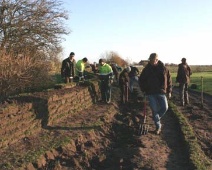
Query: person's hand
xmin=109 ymin=79 xmax=113 ymax=84
xmin=168 ymin=93 xmax=172 ymax=99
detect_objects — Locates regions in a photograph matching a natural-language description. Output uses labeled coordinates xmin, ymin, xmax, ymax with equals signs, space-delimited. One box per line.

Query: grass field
xmin=53 ymin=66 xmax=212 ymax=96
xmin=171 ymin=71 xmax=212 ymax=95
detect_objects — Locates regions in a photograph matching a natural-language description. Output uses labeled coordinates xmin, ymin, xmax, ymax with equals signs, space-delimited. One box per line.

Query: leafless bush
xmin=0 ymin=52 xmax=53 ymax=101
xmin=100 ymin=51 xmax=129 ymax=67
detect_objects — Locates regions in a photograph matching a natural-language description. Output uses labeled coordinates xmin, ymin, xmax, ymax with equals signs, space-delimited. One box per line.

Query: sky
xmin=60 ymin=0 xmax=212 ymax=65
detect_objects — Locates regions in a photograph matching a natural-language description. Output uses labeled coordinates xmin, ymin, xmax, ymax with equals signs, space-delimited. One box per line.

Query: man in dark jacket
xmin=110 ymin=63 xmax=119 ymax=84
xmin=119 ymin=66 xmax=131 ymax=103
xmin=61 ymin=52 xmax=76 ymax=83
xmin=176 ymin=58 xmax=192 ymax=106
xmin=129 ymin=66 xmax=139 ymax=92
xmin=139 ymin=53 xmax=172 ymax=135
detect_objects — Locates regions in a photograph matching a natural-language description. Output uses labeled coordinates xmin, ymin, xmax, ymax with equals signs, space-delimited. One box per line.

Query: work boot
xmin=106 ymin=98 xmax=111 ymax=104
xmin=155 ymin=127 xmax=161 ymax=135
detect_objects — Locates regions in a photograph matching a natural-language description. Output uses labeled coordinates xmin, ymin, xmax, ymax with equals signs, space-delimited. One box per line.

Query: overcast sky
xmin=60 ymin=0 xmax=212 ymax=65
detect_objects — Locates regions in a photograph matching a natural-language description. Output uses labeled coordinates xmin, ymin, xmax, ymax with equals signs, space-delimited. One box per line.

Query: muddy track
xmin=93 ymin=101 xmax=192 ymax=170
xmin=172 ymin=87 xmax=212 ymax=160
xmin=0 ymin=85 xmax=211 ymax=169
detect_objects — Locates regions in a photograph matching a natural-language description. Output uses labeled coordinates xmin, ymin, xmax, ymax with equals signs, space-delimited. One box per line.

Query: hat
xmin=125 ymin=66 xmax=131 ymax=73
xmin=181 ymin=58 xmax=186 ymax=61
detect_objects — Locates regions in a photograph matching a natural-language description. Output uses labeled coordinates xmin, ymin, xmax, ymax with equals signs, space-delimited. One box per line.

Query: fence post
xmin=201 ymin=76 xmax=203 ymax=108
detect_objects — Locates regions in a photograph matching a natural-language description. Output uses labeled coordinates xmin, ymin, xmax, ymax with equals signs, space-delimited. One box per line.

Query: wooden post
xmin=201 ymin=76 xmax=203 ymax=107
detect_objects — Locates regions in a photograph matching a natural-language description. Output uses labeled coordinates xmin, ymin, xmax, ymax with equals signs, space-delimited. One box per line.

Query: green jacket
xmin=75 ymin=59 xmax=85 ymax=77
xmin=98 ymin=63 xmax=113 ymax=80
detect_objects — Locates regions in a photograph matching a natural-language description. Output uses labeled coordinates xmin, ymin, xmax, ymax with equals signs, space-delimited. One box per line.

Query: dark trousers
xmin=100 ymin=80 xmax=111 ymax=102
xmin=120 ymin=83 xmax=129 ymax=103
xmin=64 ymin=77 xmax=73 ymax=83
xmin=179 ymin=83 xmax=189 ymax=104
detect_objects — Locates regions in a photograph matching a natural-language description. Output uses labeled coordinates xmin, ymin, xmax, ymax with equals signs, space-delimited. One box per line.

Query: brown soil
xmin=172 ymin=87 xmax=212 ymax=161
xmin=0 ymin=85 xmax=211 ymax=170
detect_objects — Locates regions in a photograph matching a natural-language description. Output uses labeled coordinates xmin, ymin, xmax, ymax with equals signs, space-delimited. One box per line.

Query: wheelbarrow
xmin=138 ymin=95 xmax=149 ymax=135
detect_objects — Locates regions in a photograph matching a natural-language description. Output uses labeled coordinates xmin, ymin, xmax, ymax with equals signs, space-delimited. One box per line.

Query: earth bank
xmin=0 ymin=82 xmax=211 ymax=170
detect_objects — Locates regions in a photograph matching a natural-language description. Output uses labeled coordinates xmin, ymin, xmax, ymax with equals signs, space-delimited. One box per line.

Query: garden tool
xmin=138 ymin=95 xmax=149 ymax=135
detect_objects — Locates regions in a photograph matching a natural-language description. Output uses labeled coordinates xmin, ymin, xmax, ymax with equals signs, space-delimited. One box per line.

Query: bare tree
xmin=0 ymin=0 xmax=70 ymax=100
xmin=99 ymin=51 xmax=128 ymax=67
xmin=107 ymin=51 xmax=128 ymax=67
xmin=0 ymin=0 xmax=69 ymax=57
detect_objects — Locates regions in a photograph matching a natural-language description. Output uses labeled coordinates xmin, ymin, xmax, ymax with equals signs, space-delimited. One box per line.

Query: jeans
xmin=179 ymin=83 xmax=189 ymax=104
xmin=129 ymin=76 xmax=138 ymax=92
xmin=147 ymin=94 xmax=168 ymax=129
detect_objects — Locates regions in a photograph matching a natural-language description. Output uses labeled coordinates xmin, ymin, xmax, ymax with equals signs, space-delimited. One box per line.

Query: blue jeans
xmin=147 ymin=94 xmax=168 ymax=129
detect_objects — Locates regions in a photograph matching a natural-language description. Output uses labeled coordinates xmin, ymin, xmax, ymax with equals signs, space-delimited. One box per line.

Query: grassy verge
xmin=169 ymin=101 xmax=211 ymax=170
xmin=171 ymin=72 xmax=212 ymax=95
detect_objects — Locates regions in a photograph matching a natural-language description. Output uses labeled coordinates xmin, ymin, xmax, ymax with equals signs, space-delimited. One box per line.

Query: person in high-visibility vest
xmin=98 ymin=59 xmax=114 ymax=103
xmin=75 ymin=57 xmax=88 ymax=81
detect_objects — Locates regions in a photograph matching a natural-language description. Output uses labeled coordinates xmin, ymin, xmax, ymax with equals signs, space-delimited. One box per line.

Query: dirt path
xmin=0 ymin=85 xmax=211 ymax=169
xmin=172 ymin=87 xmax=212 ymax=160
xmin=42 ymin=86 xmax=194 ymax=170
xmin=101 ymin=101 xmax=191 ymax=170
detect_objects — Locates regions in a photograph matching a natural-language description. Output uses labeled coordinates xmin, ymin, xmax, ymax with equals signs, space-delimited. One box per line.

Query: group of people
xmin=61 ymin=53 xmax=115 ymax=103
xmin=119 ymin=65 xmax=140 ymax=102
xmin=61 ymin=52 xmax=192 ymax=135
xmin=61 ymin=52 xmax=88 ymax=83
xmin=119 ymin=53 xmax=192 ymax=134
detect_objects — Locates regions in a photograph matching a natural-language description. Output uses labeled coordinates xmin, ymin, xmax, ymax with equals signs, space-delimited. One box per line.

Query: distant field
xmin=166 ymin=65 xmax=212 ymax=73
xmin=171 ymin=71 xmax=212 ymax=95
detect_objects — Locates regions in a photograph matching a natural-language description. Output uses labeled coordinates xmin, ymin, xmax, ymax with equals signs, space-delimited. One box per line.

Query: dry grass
xmin=0 ymin=52 xmax=55 ymax=101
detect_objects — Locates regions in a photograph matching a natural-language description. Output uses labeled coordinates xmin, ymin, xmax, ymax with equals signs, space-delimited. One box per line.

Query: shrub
xmin=0 ymin=52 xmax=54 ymax=101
